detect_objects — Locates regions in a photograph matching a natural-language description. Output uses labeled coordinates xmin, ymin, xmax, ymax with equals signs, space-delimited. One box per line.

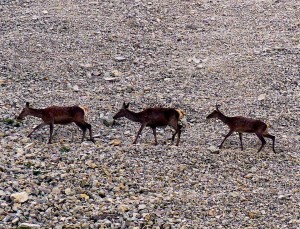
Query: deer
xmin=16 ymin=102 xmax=95 ymax=144
xmin=206 ymin=104 xmax=276 ymax=153
xmin=113 ymin=102 xmax=185 ymax=146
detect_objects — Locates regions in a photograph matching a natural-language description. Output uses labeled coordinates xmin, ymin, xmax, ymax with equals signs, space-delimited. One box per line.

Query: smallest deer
xmin=17 ymin=102 xmax=95 ymax=144
xmin=206 ymin=104 xmax=276 ymax=153
xmin=113 ymin=102 xmax=184 ymax=146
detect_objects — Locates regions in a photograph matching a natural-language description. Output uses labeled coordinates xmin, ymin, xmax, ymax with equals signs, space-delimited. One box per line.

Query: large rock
xmin=10 ymin=192 xmax=29 ymax=203
xmin=18 ymin=223 xmax=41 ymax=228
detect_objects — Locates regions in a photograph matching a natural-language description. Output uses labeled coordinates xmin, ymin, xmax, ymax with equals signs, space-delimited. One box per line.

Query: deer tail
xmin=79 ymin=106 xmax=89 ymax=121
xmin=175 ymin=109 xmax=185 ymax=120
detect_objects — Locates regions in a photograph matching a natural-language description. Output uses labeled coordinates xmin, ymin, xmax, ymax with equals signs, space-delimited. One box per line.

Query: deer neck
xmin=28 ymin=108 xmax=45 ymax=119
xmin=218 ymin=112 xmax=231 ymax=125
xmin=124 ymin=109 xmax=142 ymax=122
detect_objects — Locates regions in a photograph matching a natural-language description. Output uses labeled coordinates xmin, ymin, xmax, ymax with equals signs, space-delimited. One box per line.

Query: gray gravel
xmin=1 ymin=0 xmax=299 ymax=228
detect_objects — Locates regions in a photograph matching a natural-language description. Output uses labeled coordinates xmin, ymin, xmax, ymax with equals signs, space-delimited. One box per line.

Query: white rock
xmin=208 ymin=145 xmax=220 ymax=154
xmin=258 ymin=94 xmax=266 ymax=101
xmin=73 ymin=85 xmax=79 ymax=92
xmin=16 ymin=148 xmax=24 ymax=155
xmin=114 ymin=56 xmax=126 ymax=62
xmin=192 ymin=57 xmax=201 ymax=64
xmin=0 ymin=190 xmax=6 ymax=196
xmin=138 ymin=204 xmax=147 ymax=210
xmin=111 ymin=70 xmax=123 ymax=77
xmin=65 ymin=188 xmax=72 ymax=195
xmin=10 ymin=192 xmax=29 ymax=203
xmin=104 ymin=77 xmax=119 ymax=82
xmin=18 ymin=223 xmax=41 ymax=228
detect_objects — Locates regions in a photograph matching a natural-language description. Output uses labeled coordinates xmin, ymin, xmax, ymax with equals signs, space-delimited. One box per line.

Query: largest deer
xmin=206 ymin=104 xmax=276 ymax=153
xmin=113 ymin=102 xmax=184 ymax=146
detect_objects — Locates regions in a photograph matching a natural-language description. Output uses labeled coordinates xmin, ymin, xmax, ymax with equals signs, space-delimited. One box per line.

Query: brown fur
xmin=17 ymin=102 xmax=95 ymax=144
xmin=206 ymin=105 xmax=276 ymax=153
xmin=113 ymin=102 xmax=183 ymax=146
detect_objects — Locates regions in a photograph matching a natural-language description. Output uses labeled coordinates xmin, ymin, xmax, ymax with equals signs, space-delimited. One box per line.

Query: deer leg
xmin=263 ymin=133 xmax=276 ymax=153
xmin=75 ymin=122 xmax=87 ymax=142
xmin=239 ymin=133 xmax=243 ymax=150
xmin=175 ymin=124 xmax=182 ymax=146
xmin=152 ymin=127 xmax=158 ymax=145
xmin=27 ymin=123 xmax=47 ymax=137
xmin=169 ymin=121 xmax=180 ymax=143
xmin=255 ymin=132 xmax=266 ymax=153
xmin=133 ymin=123 xmax=146 ymax=144
xmin=86 ymin=123 xmax=95 ymax=143
xmin=48 ymin=123 xmax=54 ymax=144
xmin=219 ymin=130 xmax=234 ymax=149
xmin=171 ymin=130 xmax=178 ymax=142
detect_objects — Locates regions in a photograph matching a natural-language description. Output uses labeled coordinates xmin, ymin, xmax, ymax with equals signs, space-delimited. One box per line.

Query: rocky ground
xmin=0 ymin=0 xmax=299 ymax=228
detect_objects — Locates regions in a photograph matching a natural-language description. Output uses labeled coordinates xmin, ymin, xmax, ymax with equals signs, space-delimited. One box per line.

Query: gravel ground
xmin=0 ymin=0 xmax=299 ymax=228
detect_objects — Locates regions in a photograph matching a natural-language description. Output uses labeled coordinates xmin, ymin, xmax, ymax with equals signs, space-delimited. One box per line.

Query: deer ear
xmin=26 ymin=102 xmax=30 ymax=107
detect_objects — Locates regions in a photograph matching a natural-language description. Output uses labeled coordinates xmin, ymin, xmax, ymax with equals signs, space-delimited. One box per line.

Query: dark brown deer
xmin=206 ymin=104 xmax=275 ymax=153
xmin=113 ymin=102 xmax=184 ymax=146
xmin=16 ymin=102 xmax=95 ymax=144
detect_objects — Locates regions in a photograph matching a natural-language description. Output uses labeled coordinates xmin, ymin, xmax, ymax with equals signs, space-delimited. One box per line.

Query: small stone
xmin=249 ymin=167 xmax=257 ymax=173
xmin=114 ymin=56 xmax=126 ymax=62
xmin=208 ymin=145 xmax=220 ymax=154
xmin=104 ymin=77 xmax=120 ymax=82
xmin=118 ymin=204 xmax=129 ymax=212
xmin=16 ymin=148 xmax=24 ymax=154
xmin=11 ymin=192 xmax=29 ymax=203
xmin=21 ymin=137 xmax=30 ymax=143
xmin=196 ymin=64 xmax=204 ymax=69
xmin=51 ymin=187 xmax=61 ymax=195
xmin=138 ymin=204 xmax=147 ymax=210
xmin=111 ymin=70 xmax=123 ymax=77
xmin=0 ymin=190 xmax=6 ymax=196
xmin=79 ymin=63 xmax=92 ymax=68
xmin=73 ymin=85 xmax=79 ymax=92
xmin=109 ymin=139 xmax=121 ymax=146
xmin=102 ymin=116 xmax=114 ymax=127
xmin=80 ymin=193 xmax=89 ymax=200
xmin=208 ymin=209 xmax=216 ymax=216
xmin=12 ymin=217 xmax=19 ymax=224
xmin=92 ymin=71 xmax=100 ymax=76
xmin=249 ymin=211 xmax=255 ymax=219
xmin=12 ymin=203 xmax=21 ymax=211
xmin=230 ymin=191 xmax=239 ymax=198
xmin=65 ymin=188 xmax=72 ymax=195
xmin=103 ymin=72 xmax=110 ymax=78
xmin=192 ymin=57 xmax=201 ymax=64
xmin=258 ymin=93 xmax=266 ymax=101
xmin=18 ymin=223 xmax=41 ymax=228
xmin=244 ymin=173 xmax=254 ymax=179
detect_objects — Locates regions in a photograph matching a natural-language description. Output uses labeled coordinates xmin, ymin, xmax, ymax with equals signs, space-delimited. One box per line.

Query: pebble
xmin=207 ymin=145 xmax=220 ymax=154
xmin=114 ymin=56 xmax=126 ymax=62
xmin=102 ymin=116 xmax=114 ymax=127
xmin=18 ymin=223 xmax=41 ymax=228
xmin=73 ymin=85 xmax=79 ymax=92
xmin=258 ymin=93 xmax=266 ymax=101
xmin=10 ymin=192 xmax=29 ymax=203
xmin=138 ymin=204 xmax=147 ymax=210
